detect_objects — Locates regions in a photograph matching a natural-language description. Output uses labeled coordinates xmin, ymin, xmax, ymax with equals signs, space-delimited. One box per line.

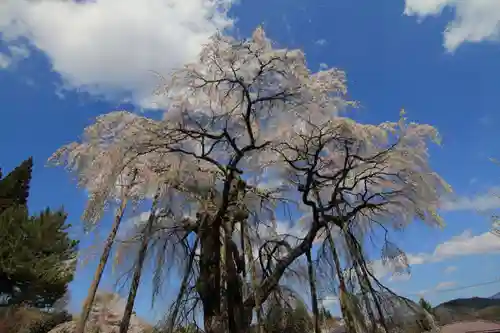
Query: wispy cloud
xmin=315 ymin=38 xmax=327 ymax=46
xmin=435 ymin=281 xmax=457 ymax=291
xmin=389 ymin=274 xmax=411 ymax=282
xmin=443 ymin=266 xmax=457 ymax=274
xmin=0 ymin=53 xmax=10 ymax=69
xmin=440 ymin=188 xmax=500 ymax=212
xmin=416 ymin=281 xmax=457 ymax=296
xmin=404 ymin=0 xmax=500 ymax=52
xmin=0 ymin=44 xmax=30 ymax=69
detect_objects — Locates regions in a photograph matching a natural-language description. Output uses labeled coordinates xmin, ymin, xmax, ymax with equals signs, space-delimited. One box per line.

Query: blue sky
xmin=1 ymin=0 xmax=500 ymax=324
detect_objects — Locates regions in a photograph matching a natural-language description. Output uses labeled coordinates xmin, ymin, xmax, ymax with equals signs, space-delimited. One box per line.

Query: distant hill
xmin=433 ymin=297 xmax=500 ymax=325
xmin=490 ymin=292 xmax=500 ymax=299
xmin=437 ymin=297 xmax=500 ymax=310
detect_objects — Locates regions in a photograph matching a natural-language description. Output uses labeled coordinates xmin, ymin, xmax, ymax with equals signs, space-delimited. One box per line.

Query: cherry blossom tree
xmin=51 ymin=26 xmax=450 ymax=333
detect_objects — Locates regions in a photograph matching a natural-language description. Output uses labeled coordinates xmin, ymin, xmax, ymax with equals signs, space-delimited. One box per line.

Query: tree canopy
xmin=0 ymin=158 xmax=79 ymax=309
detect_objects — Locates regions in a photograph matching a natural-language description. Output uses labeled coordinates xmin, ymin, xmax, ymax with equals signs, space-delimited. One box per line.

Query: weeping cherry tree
xmin=51 ymin=26 xmax=450 ymax=333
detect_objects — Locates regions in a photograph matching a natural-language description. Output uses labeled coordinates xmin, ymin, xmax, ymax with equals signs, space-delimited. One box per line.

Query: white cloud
xmin=414 ymin=281 xmax=456 ymax=296
xmin=434 ymin=281 xmax=456 ymax=291
xmin=431 ymin=229 xmax=500 ymax=258
xmin=389 ymin=274 xmax=411 ymax=282
xmin=440 ymin=188 xmax=500 ymax=212
xmin=443 ymin=265 xmax=457 ymax=274
xmin=321 ymin=295 xmax=339 ymax=308
xmin=315 ymin=39 xmax=327 ymax=46
xmin=0 ymin=53 xmax=10 ymax=69
xmin=406 ymin=229 xmax=500 ymax=267
xmin=416 ymin=290 xmax=428 ymax=297
xmin=370 ymin=229 xmax=500 ymax=282
xmin=404 ymin=0 xmax=500 ymax=52
xmin=0 ymin=43 xmax=30 ymax=69
xmin=0 ymin=0 xmax=234 ymax=107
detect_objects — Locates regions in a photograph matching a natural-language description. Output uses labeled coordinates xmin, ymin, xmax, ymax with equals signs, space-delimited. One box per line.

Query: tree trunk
xmin=75 ymin=169 xmax=137 ymax=333
xmin=196 ymin=214 xmax=222 ymax=333
xmin=118 ymin=187 xmax=161 ymax=333
xmin=221 ymin=221 xmax=230 ymax=333
xmin=243 ymin=222 xmax=263 ymax=333
xmin=306 ymin=249 xmax=320 ymax=333
xmin=222 ymin=217 xmax=252 ymax=333
xmin=75 ymin=198 xmax=130 ymax=333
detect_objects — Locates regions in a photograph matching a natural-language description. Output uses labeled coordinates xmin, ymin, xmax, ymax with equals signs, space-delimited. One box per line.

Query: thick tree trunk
xmin=219 ymin=216 xmax=252 ymax=333
xmin=197 ymin=214 xmax=222 ymax=333
xmin=306 ymin=249 xmax=320 ymax=333
xmin=197 ymin=175 xmax=255 ymax=333
xmin=224 ymin=224 xmax=239 ymax=333
xmin=118 ymin=188 xmax=161 ymax=333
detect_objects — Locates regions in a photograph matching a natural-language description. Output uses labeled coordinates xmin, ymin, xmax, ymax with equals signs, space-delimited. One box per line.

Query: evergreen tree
xmin=419 ymin=297 xmax=433 ymax=314
xmin=263 ymin=298 xmax=313 ymax=333
xmin=319 ymin=306 xmax=333 ymax=322
xmin=292 ymin=301 xmax=313 ymax=333
xmin=0 ymin=158 xmax=78 ymax=308
xmin=0 ymin=157 xmax=32 ymax=215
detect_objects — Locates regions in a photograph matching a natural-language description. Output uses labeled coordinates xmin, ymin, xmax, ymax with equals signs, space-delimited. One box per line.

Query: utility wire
xmin=405 ymin=277 xmax=500 ymax=296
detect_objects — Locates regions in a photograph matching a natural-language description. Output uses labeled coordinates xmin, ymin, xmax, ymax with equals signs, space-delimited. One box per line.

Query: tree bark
xmin=306 ymin=249 xmax=320 ymax=333
xmin=118 ymin=187 xmax=161 ymax=333
xmin=195 ymin=175 xmax=324 ymax=333
xmin=243 ymin=222 xmax=263 ymax=333
xmin=197 ymin=214 xmax=222 ymax=333
xmin=224 ymin=223 xmax=243 ymax=333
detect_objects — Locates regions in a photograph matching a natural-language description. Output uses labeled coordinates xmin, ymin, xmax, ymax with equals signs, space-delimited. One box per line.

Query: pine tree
xmin=292 ymin=300 xmax=313 ymax=333
xmin=419 ymin=297 xmax=433 ymax=314
xmin=0 ymin=158 xmax=78 ymax=309
xmin=0 ymin=157 xmax=32 ymax=215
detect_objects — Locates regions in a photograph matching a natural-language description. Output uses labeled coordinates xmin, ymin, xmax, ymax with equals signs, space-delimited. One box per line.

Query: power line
xmin=406 ymin=277 xmax=500 ymax=296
